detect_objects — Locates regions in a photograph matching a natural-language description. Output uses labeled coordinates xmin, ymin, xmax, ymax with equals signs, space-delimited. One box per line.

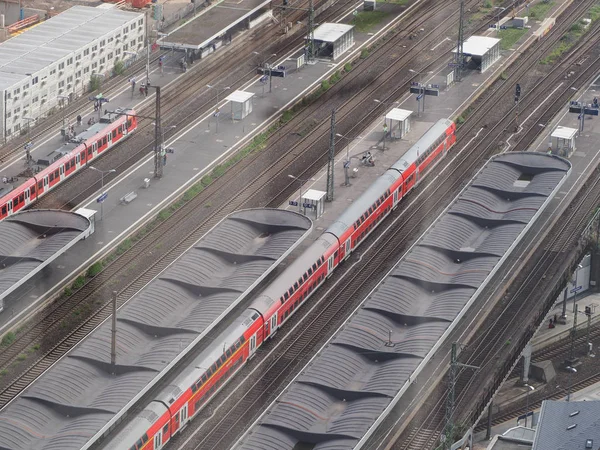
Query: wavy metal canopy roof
xmin=0 ymin=209 xmax=91 ymax=311
xmin=235 ymin=152 xmax=571 ymax=450
xmin=0 ymin=208 xmax=311 ymax=450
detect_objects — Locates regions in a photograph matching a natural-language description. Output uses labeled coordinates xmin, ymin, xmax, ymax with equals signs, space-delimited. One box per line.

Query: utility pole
xmin=567 ymin=304 xmax=578 ymax=365
xmin=443 ymin=343 xmax=479 ymax=449
xmin=515 ymin=83 xmax=521 ymax=132
xmin=153 ymin=85 xmax=163 ymax=178
xmin=585 ymin=305 xmax=594 ymax=356
xmin=111 ymin=290 xmax=117 ymax=373
xmin=454 ymin=0 xmax=465 ymax=82
xmin=306 ymin=0 xmax=315 ymax=62
xmin=326 ymin=109 xmax=335 ymax=202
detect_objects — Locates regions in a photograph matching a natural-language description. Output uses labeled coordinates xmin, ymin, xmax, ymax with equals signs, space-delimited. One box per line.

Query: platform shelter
xmin=225 ymin=90 xmax=255 ymax=120
xmin=551 ymin=126 xmax=577 ymax=157
xmin=312 ymin=23 xmax=354 ymax=60
xmin=302 ymin=189 xmax=326 ymax=219
xmin=385 ymin=108 xmax=412 ymax=140
xmin=453 ymin=36 xmax=500 ymax=73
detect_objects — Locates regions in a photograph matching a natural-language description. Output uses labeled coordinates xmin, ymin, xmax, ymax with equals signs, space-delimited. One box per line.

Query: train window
xmin=303 ymin=273 xmax=308 ymax=281
xmin=163 ymin=424 xmax=169 ymax=435
xmin=211 ymin=363 xmax=218 ymax=373
xmin=1 ymin=206 xmax=5 ymax=215
xmin=135 ymin=439 xmax=143 ymax=449
xmin=54 ymin=169 xmax=59 ymax=178
xmin=112 ymin=130 xmax=117 ymax=139
xmin=308 ymin=268 xmax=312 ymax=276
xmin=128 ymin=119 xmax=133 ymax=128
xmin=221 ymin=354 xmax=227 ymax=364
xmin=13 ymin=196 xmax=18 ymax=206
xmin=19 ymin=194 xmax=24 ymax=203
xmin=288 ymin=287 xmax=293 ymax=296
xmin=294 ymin=282 xmax=299 ymax=290
xmin=284 ymin=292 xmax=289 ymax=300
xmin=284 ymin=311 xmax=289 ymax=320
xmin=103 ymin=137 xmax=108 ymax=145
xmin=334 ymin=251 xmax=338 ymax=259
xmin=87 ymin=147 xmax=92 ymax=156
xmin=97 ymin=139 xmax=102 ymax=148
xmin=30 ymin=186 xmax=35 ymax=194
xmin=312 ymin=263 xmax=317 ymax=271
xmin=216 ymin=358 xmax=223 ymax=369
xmin=38 ymin=181 xmax=43 ymax=190
xmin=70 ymin=158 xmax=75 ymax=167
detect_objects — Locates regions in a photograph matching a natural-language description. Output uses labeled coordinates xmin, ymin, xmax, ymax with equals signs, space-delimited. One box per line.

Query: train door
xmin=181 ymin=404 xmax=188 ymax=427
xmin=43 ymin=176 xmax=49 ymax=192
xmin=24 ymin=189 xmax=30 ymax=205
xmin=6 ymin=200 xmax=12 ymax=216
xmin=59 ymin=165 xmax=65 ymax=181
xmin=92 ymin=142 xmax=98 ymax=159
xmin=249 ymin=333 xmax=257 ymax=357
xmin=327 ymin=255 xmax=334 ymax=277
xmin=107 ymin=131 xmax=113 ymax=147
xmin=393 ymin=189 xmax=399 ymax=207
xmin=75 ymin=153 xmax=81 ymax=170
xmin=270 ymin=314 xmax=277 ymax=337
xmin=154 ymin=431 xmax=163 ymax=450
xmin=173 ymin=412 xmax=180 ymax=433
xmin=344 ymin=238 xmax=351 ymax=259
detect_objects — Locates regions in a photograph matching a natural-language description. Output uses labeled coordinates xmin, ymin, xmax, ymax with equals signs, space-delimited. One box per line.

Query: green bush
xmin=344 ymin=62 xmax=352 ymax=72
xmin=114 ymin=60 xmax=125 ymax=76
xmin=72 ymin=275 xmax=86 ymax=290
xmin=321 ymin=79 xmax=331 ymax=91
xmin=86 ymin=262 xmax=103 ymax=278
xmin=1 ymin=332 xmax=15 ymax=347
xmin=360 ymin=48 xmax=369 ymax=59
xmin=64 ymin=287 xmax=73 ymax=297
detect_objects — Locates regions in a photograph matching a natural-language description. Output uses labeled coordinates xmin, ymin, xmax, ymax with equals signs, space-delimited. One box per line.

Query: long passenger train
xmin=0 ymin=108 xmax=137 ymax=220
xmin=112 ymin=118 xmax=456 ymax=450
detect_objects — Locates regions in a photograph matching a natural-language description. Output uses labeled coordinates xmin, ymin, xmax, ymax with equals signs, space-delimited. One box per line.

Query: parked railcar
xmin=0 ymin=108 xmax=137 ymax=220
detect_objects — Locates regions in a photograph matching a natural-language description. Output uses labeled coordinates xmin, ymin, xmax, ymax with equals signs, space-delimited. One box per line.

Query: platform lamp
xmin=524 ymin=384 xmax=534 ymax=427
xmin=288 ymin=174 xmax=315 ymax=214
xmin=206 ymin=84 xmax=230 ymax=133
xmin=89 ymin=166 xmax=116 ymax=221
xmin=252 ymin=52 xmax=277 ymax=93
xmin=335 ymin=133 xmax=363 ymax=186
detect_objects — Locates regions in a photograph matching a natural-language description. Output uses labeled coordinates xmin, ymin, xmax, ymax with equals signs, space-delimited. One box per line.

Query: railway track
xmin=30 ymin=0 xmax=355 ymax=211
xmin=380 ymin=18 xmax=600 ymax=450
xmin=0 ymin=0 xmax=482 ymax=409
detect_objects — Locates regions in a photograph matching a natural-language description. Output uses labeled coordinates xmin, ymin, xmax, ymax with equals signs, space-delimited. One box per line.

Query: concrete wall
xmin=0 ymin=1 xmax=21 ymax=25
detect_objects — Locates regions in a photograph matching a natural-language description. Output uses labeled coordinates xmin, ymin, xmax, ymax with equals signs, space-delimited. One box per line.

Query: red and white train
xmin=111 ymin=118 xmax=456 ymax=450
xmin=0 ymin=108 xmax=137 ymax=220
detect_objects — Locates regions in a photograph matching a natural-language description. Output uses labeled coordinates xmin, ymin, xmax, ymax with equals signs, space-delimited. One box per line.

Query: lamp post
xmin=253 ymin=52 xmax=277 ymax=93
xmin=374 ymin=99 xmax=398 ymax=149
xmin=288 ymin=174 xmax=315 ymax=214
xmin=494 ymin=7 xmax=506 ymax=36
xmin=336 ymin=133 xmax=363 ymax=186
xmin=89 ymin=166 xmax=116 ymax=221
xmin=206 ymin=84 xmax=230 ymax=134
xmin=408 ymin=69 xmax=434 ymax=117
xmin=57 ymin=94 xmax=69 ymax=130
xmin=524 ymin=384 xmax=535 ymax=427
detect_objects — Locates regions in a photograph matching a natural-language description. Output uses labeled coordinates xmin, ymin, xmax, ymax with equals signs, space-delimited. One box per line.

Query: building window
xmin=13 ymin=107 xmax=20 ymax=114
xmin=6 ymin=93 xmax=10 ymax=100
xmin=67 ymin=57 xmax=73 ymax=65
xmin=107 ymin=53 xmax=113 ymax=60
xmin=6 ymin=112 xmax=10 ymax=118
xmin=13 ymin=88 xmax=20 ymax=95
xmin=130 ymin=39 xmax=135 ymax=47
xmin=67 ymin=76 xmax=73 ymax=83
xmin=138 ymin=18 xmax=143 ymax=26
xmin=100 ymin=40 xmax=105 ymax=46
xmin=32 ymin=97 xmax=38 ymax=103
xmin=115 ymin=48 xmax=121 ymax=55
xmin=31 ymin=76 xmax=38 ymax=84
xmin=58 ymin=81 xmax=65 ymax=88
xmin=50 ymin=69 xmax=56 ymax=75
xmin=84 ymin=49 xmax=89 ymax=56
xmin=123 ymin=44 xmax=128 ymax=51
xmin=83 ymin=67 xmax=89 ymax=74
xmin=58 ymin=62 xmax=64 ymax=70
xmin=14 ymin=123 xmax=20 ymax=132
xmin=138 ymin=36 xmax=143 ymax=43
xmin=92 ymin=45 xmax=97 ymax=52
xmin=100 ymin=57 xmax=105 ymax=64
xmin=76 ymin=54 xmax=81 ymax=61
xmin=5 ymin=128 xmax=10 ymax=136
xmin=123 ymin=26 xmax=128 ymax=33
xmin=91 ymin=62 xmax=97 ymax=69
xmin=108 ymin=37 xmax=113 ymax=43
xmin=76 ymin=71 xmax=81 ymax=78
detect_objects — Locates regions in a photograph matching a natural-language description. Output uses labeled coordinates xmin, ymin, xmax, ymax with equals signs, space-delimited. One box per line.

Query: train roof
xmin=104 ymin=310 xmax=256 ymax=450
xmin=250 ymin=233 xmax=338 ymax=316
xmin=326 ymin=172 xmax=399 ymax=239
xmin=0 ymin=208 xmax=311 ymax=450
xmin=390 ymin=118 xmax=454 ymax=173
xmin=234 ymin=152 xmax=571 ymax=450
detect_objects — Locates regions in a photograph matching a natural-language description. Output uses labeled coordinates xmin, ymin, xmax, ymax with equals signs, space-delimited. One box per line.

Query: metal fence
xmin=160 ymin=3 xmax=197 ymax=30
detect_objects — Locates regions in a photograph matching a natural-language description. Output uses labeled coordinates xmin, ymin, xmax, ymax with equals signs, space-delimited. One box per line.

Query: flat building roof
xmin=453 ymin=35 xmax=500 ymax=57
xmin=0 ymin=5 xmax=143 ymax=91
xmin=313 ymin=23 xmax=354 ymax=43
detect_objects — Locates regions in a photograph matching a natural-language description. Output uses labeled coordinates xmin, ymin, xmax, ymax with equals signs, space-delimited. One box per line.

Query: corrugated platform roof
xmin=234 ymin=152 xmax=570 ymax=450
xmin=0 ymin=208 xmax=311 ymax=450
xmin=313 ymin=23 xmax=354 ymax=43
xmin=0 ymin=5 xmax=142 ymax=90
xmin=0 ymin=209 xmax=90 ymax=306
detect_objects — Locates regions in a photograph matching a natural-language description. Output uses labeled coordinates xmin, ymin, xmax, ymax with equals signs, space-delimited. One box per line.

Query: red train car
xmin=0 ymin=108 xmax=137 ymax=220
xmin=107 ymin=118 xmax=456 ymax=450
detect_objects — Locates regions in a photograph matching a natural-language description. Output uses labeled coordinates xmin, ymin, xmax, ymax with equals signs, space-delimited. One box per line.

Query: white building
xmin=0 ymin=5 xmax=146 ymax=142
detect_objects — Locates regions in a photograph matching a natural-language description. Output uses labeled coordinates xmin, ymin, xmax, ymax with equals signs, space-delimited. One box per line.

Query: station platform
xmin=159 ymin=0 xmax=271 ymax=50
xmin=0 ymin=208 xmax=311 ymax=450
xmin=0 ymin=209 xmax=93 ymax=313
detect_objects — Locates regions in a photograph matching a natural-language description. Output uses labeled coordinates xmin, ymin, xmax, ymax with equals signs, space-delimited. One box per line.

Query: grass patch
xmin=344 ymin=62 xmax=353 ymax=73
xmin=1 ymin=332 xmax=15 ymax=347
xmin=33 ymin=343 xmax=40 ymax=351
xmin=0 ymin=369 xmax=7 ymax=377
xmin=498 ymin=28 xmax=528 ymax=50
xmin=352 ymin=11 xmax=389 ymax=33
xmin=360 ymin=48 xmax=370 ymax=59
xmin=71 ymin=275 xmax=86 ymax=290
xmin=528 ymin=0 xmax=554 ymax=19
xmin=16 ymin=353 xmax=26 ymax=361
xmin=86 ymin=262 xmax=103 ymax=278
xmin=380 ymin=0 xmax=409 ymax=4
xmin=500 ymin=71 xmax=508 ymax=80
xmin=540 ymin=9 xmax=595 ymax=65
xmin=589 ymin=3 xmax=600 ymax=20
